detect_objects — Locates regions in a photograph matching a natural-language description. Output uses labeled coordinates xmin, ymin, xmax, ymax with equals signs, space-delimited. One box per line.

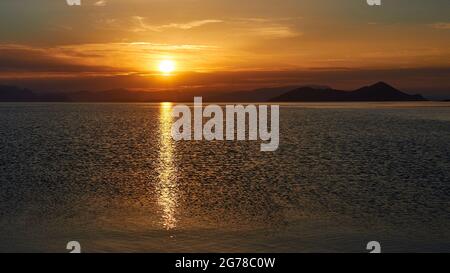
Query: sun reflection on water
xmin=157 ymin=102 xmax=178 ymax=230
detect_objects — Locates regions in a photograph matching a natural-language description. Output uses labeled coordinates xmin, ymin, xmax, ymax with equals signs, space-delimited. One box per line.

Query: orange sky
xmin=0 ymin=0 xmax=449 ymax=97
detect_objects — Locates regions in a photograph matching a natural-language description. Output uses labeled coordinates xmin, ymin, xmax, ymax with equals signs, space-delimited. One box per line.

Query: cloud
xmin=159 ymin=20 xmax=224 ymax=30
xmin=250 ymin=26 xmax=301 ymax=38
xmin=430 ymin=23 xmax=450 ymax=30
xmin=94 ymin=0 xmax=108 ymax=6
xmin=229 ymin=17 xmax=302 ymax=39
xmin=0 ymin=42 xmax=218 ymax=75
xmin=0 ymin=44 xmax=116 ymax=73
xmin=132 ymin=17 xmax=223 ymax=32
xmin=95 ymin=15 xmax=300 ymax=39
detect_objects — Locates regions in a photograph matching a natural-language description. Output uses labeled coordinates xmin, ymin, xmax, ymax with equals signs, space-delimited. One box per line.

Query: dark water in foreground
xmin=0 ymin=102 xmax=449 ymax=253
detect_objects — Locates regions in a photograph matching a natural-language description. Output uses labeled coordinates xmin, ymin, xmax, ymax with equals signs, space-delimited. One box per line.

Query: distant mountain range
xmin=270 ymin=82 xmax=426 ymax=102
xmin=0 ymin=82 xmax=429 ymax=102
xmin=215 ymin=85 xmax=331 ymax=102
xmin=0 ymin=85 xmax=66 ymax=102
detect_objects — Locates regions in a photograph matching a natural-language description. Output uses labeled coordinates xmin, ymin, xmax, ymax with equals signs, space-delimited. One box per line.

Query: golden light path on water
xmin=157 ymin=102 xmax=178 ymax=230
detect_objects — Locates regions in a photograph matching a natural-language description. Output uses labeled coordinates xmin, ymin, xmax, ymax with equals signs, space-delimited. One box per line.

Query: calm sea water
xmin=0 ymin=102 xmax=449 ymax=253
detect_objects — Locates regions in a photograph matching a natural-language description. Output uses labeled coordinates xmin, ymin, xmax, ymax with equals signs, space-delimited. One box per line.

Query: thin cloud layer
xmin=431 ymin=22 xmax=450 ymax=30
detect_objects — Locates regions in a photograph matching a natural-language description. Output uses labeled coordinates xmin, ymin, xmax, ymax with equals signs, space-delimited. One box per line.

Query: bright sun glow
xmin=158 ymin=60 xmax=176 ymax=75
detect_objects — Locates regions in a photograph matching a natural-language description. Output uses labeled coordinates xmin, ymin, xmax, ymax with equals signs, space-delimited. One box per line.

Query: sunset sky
xmin=0 ymin=0 xmax=449 ymax=97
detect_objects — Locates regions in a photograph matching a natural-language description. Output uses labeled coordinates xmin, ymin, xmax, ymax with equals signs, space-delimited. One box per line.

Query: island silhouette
xmin=0 ymin=82 xmax=428 ymax=102
xmin=270 ymin=82 xmax=426 ymax=102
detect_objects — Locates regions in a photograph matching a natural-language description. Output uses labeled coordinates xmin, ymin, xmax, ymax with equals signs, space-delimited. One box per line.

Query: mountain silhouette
xmin=350 ymin=82 xmax=425 ymax=101
xmin=0 ymin=85 xmax=67 ymax=102
xmin=210 ymin=85 xmax=331 ymax=102
xmin=0 ymin=85 xmax=37 ymax=101
xmin=1 ymin=82 xmax=427 ymax=102
xmin=271 ymin=82 xmax=426 ymax=102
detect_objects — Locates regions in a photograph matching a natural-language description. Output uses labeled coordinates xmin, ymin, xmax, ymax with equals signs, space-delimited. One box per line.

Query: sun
xmin=158 ymin=60 xmax=176 ymax=75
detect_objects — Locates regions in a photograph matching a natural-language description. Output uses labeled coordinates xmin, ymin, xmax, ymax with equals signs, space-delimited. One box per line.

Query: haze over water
xmin=0 ymin=102 xmax=449 ymax=252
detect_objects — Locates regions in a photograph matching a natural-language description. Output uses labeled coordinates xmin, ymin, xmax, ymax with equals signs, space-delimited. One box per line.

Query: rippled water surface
xmin=0 ymin=102 xmax=449 ymax=252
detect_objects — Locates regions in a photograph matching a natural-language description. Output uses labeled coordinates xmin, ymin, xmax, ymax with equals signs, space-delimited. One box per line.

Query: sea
xmin=0 ymin=102 xmax=449 ymax=252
